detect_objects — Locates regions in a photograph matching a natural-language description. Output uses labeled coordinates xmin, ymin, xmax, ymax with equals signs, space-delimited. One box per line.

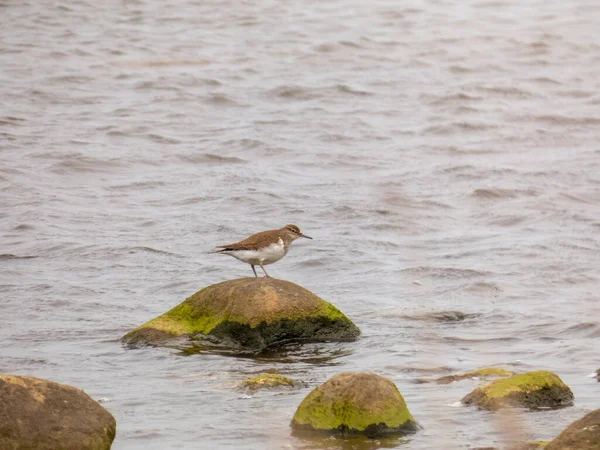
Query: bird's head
xmin=283 ymin=224 xmax=312 ymax=240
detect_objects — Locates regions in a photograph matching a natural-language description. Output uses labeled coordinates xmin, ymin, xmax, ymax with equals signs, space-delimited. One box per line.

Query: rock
xmin=122 ymin=278 xmax=360 ymax=351
xmin=435 ymin=368 xmax=515 ymax=384
xmin=520 ymin=443 xmax=549 ymax=449
xmin=0 ymin=375 xmax=116 ymax=450
xmin=462 ymin=371 xmax=574 ymax=411
xmin=290 ymin=372 xmax=418 ymax=437
xmin=243 ymin=373 xmax=298 ymax=391
xmin=470 ymin=443 xmax=548 ymax=450
xmin=545 ymin=409 xmax=600 ymax=450
xmin=596 ymin=368 xmax=599 ymax=382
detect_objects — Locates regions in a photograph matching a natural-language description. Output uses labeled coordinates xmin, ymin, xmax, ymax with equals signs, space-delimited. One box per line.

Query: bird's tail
xmin=207 ymin=248 xmax=228 ymax=254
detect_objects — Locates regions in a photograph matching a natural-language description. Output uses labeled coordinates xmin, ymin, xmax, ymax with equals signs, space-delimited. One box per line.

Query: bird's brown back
xmin=217 ymin=228 xmax=285 ymax=251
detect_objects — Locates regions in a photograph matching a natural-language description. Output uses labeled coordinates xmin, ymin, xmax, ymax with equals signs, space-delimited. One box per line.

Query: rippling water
xmin=2 ymin=0 xmax=600 ymax=448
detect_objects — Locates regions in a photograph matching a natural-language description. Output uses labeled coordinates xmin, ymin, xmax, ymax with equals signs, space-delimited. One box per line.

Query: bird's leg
xmin=259 ymin=261 xmax=271 ymax=278
xmin=251 ymin=265 xmax=258 ymax=277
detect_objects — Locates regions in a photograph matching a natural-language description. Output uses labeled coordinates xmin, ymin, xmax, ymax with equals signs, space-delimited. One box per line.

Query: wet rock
xmin=0 ymin=375 xmax=116 ymax=450
xmin=290 ymin=372 xmax=418 ymax=438
xmin=243 ymin=373 xmax=299 ymax=391
xmin=520 ymin=442 xmax=549 ymax=449
xmin=471 ymin=444 xmax=548 ymax=450
xmin=462 ymin=371 xmax=574 ymax=411
xmin=122 ymin=278 xmax=360 ymax=351
xmin=545 ymin=409 xmax=600 ymax=450
xmin=435 ymin=367 xmax=515 ymax=384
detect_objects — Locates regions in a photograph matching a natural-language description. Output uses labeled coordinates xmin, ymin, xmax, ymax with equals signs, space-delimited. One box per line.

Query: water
xmin=1 ymin=0 xmax=600 ymax=448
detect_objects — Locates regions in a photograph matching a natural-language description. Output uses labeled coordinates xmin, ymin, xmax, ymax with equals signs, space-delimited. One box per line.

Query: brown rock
xmin=546 ymin=409 xmax=600 ymax=450
xmin=122 ymin=277 xmax=360 ymax=350
xmin=0 ymin=375 xmax=116 ymax=450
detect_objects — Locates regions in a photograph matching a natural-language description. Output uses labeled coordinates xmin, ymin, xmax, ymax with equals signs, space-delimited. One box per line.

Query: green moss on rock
xmin=522 ymin=442 xmax=549 ymax=449
xmin=545 ymin=408 xmax=600 ymax=450
xmin=243 ymin=374 xmax=297 ymax=390
xmin=471 ymin=444 xmax=548 ymax=450
xmin=436 ymin=368 xmax=515 ymax=384
xmin=0 ymin=375 xmax=116 ymax=450
xmin=462 ymin=371 xmax=574 ymax=410
xmin=122 ymin=278 xmax=360 ymax=350
xmin=291 ymin=372 xmax=418 ymax=438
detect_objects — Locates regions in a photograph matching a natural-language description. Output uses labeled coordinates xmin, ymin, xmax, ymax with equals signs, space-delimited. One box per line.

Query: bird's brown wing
xmin=216 ymin=228 xmax=280 ymax=251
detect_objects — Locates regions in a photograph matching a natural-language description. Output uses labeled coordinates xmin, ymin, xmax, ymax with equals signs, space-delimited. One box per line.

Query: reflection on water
xmin=176 ymin=340 xmax=354 ymax=366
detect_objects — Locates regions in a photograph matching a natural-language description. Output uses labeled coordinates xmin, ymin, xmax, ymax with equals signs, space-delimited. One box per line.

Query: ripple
xmin=401 ymin=267 xmax=490 ymax=279
xmin=205 ymin=93 xmax=240 ymax=106
xmin=393 ymin=311 xmax=481 ymax=322
xmin=0 ymin=254 xmax=38 ymax=260
xmin=128 ymin=246 xmax=177 ymax=256
xmin=50 ymin=155 xmax=128 ymax=174
xmin=177 ymin=154 xmax=246 ymax=164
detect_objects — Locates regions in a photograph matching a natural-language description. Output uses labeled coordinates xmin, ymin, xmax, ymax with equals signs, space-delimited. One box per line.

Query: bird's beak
xmin=300 ymin=233 xmax=313 ymax=239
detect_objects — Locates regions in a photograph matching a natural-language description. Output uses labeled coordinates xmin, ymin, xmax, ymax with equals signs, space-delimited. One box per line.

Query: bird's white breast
xmin=227 ymin=238 xmax=288 ymax=265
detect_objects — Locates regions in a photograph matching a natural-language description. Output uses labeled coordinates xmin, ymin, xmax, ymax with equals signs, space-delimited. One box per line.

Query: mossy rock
xmin=471 ymin=444 xmax=548 ymax=450
xmin=243 ymin=373 xmax=298 ymax=391
xmin=122 ymin=278 xmax=360 ymax=351
xmin=521 ymin=442 xmax=549 ymax=449
xmin=0 ymin=375 xmax=116 ymax=450
xmin=545 ymin=409 xmax=600 ymax=450
xmin=461 ymin=371 xmax=573 ymax=410
xmin=290 ymin=372 xmax=418 ymax=438
xmin=436 ymin=368 xmax=515 ymax=384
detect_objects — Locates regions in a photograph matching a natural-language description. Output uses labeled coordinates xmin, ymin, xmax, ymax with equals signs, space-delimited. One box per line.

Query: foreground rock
xmin=123 ymin=278 xmax=360 ymax=351
xmin=462 ymin=371 xmax=573 ymax=410
xmin=546 ymin=409 xmax=600 ymax=450
xmin=290 ymin=372 xmax=418 ymax=437
xmin=435 ymin=368 xmax=515 ymax=384
xmin=243 ymin=373 xmax=299 ymax=391
xmin=0 ymin=375 xmax=116 ymax=450
xmin=471 ymin=443 xmax=548 ymax=450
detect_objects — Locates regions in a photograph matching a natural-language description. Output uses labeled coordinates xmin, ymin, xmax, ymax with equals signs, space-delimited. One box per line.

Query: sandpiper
xmin=210 ymin=224 xmax=312 ymax=277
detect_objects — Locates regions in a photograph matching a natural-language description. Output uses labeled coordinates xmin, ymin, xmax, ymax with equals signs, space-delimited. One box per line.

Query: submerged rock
xmin=435 ymin=368 xmax=515 ymax=384
xmin=471 ymin=444 xmax=548 ymax=450
xmin=462 ymin=371 xmax=573 ymax=410
xmin=243 ymin=373 xmax=298 ymax=391
xmin=545 ymin=409 xmax=600 ymax=450
xmin=521 ymin=442 xmax=549 ymax=449
xmin=0 ymin=375 xmax=116 ymax=450
xmin=122 ymin=278 xmax=360 ymax=351
xmin=290 ymin=372 xmax=418 ymax=438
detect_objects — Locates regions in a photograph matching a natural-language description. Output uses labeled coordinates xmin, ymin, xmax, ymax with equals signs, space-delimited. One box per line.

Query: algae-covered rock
xmin=545 ymin=409 xmax=600 ymax=450
xmin=0 ymin=375 xmax=116 ymax=450
xmin=521 ymin=442 xmax=549 ymax=449
xmin=471 ymin=444 xmax=548 ymax=450
xmin=122 ymin=278 xmax=360 ymax=351
xmin=436 ymin=368 xmax=515 ymax=384
xmin=290 ymin=372 xmax=418 ymax=438
xmin=461 ymin=371 xmax=573 ymax=410
xmin=243 ymin=373 xmax=298 ymax=391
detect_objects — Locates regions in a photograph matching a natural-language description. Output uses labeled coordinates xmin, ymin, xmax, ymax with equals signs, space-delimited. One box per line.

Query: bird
xmin=209 ymin=224 xmax=312 ymax=278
